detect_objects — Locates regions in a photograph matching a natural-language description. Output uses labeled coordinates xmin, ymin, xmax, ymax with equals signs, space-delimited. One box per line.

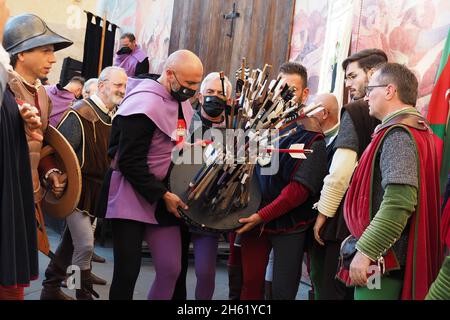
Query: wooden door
xmin=169 ymin=0 xmax=295 ymax=90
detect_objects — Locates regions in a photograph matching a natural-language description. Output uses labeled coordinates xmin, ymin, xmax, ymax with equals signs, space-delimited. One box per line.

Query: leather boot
xmin=88 ymin=257 xmax=107 ymax=286
xmin=228 ymin=265 xmax=243 ymax=300
xmin=76 ymin=269 xmax=99 ymax=300
xmin=41 ymin=259 xmax=74 ymax=300
xmin=40 ymin=287 xmax=74 ymax=300
xmin=91 ymin=272 xmax=107 ymax=286
xmin=92 ymin=252 xmax=106 ymax=263
xmin=41 ymin=227 xmax=75 ymax=300
xmin=61 ymin=272 xmax=107 ymax=287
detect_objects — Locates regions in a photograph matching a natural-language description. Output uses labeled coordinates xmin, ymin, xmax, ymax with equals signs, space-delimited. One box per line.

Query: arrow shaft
xmin=265 ymin=148 xmax=312 ymax=154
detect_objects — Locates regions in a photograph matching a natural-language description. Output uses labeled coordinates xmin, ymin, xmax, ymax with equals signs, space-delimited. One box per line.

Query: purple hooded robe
xmin=45 ymin=84 xmax=76 ymax=127
xmin=105 ymin=78 xmax=194 ymax=224
xmin=113 ymin=45 xmax=148 ymax=77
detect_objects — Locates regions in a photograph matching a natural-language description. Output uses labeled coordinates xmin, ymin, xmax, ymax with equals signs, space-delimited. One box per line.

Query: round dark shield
xmin=169 ymin=145 xmax=261 ymax=233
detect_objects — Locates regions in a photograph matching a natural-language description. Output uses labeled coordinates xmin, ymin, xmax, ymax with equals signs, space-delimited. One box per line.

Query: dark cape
xmin=0 ymin=88 xmax=38 ymax=287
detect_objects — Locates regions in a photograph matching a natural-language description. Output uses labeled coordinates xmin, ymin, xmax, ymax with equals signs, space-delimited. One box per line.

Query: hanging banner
xmin=81 ymin=12 xmax=117 ymax=80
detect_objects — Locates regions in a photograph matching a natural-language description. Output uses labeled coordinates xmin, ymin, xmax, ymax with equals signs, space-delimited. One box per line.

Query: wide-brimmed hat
xmin=40 ymin=125 xmax=81 ymax=219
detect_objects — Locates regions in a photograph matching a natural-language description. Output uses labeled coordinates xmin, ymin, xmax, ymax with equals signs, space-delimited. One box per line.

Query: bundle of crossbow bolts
xmin=184 ymin=58 xmax=324 ymax=214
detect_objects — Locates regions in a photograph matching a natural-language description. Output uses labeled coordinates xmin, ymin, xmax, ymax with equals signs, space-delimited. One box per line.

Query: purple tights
xmin=144 ymin=225 xmax=181 ymax=300
xmin=191 ymin=233 xmax=219 ymax=300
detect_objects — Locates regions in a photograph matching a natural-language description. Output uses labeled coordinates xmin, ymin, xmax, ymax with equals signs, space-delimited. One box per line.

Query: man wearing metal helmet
xmin=0 ymin=1 xmax=46 ymax=300
xmin=2 ymin=14 xmax=74 ymax=299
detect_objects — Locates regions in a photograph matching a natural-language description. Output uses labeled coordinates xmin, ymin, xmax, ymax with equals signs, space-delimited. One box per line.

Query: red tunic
xmin=342 ymin=119 xmax=442 ymax=300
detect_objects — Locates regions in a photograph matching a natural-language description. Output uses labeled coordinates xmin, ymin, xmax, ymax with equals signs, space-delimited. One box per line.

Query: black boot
xmin=228 ymin=265 xmax=243 ymax=300
xmin=76 ymin=269 xmax=100 ymax=300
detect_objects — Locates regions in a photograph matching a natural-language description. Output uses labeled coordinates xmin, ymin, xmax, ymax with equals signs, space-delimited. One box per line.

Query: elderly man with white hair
xmin=193 ymin=71 xmax=232 ymax=128
xmin=41 ymin=66 xmax=128 ymax=300
xmin=172 ymin=72 xmax=233 ymax=301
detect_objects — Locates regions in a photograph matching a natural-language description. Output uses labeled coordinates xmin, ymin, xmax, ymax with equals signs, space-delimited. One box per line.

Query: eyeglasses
xmin=365 ymin=84 xmax=388 ymax=97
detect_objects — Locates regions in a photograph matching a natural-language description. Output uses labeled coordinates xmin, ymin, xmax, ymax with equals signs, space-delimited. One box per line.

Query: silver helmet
xmin=2 ymin=14 xmax=73 ymax=55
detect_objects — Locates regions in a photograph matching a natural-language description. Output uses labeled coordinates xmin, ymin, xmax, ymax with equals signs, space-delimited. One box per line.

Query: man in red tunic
xmin=341 ymin=63 xmax=442 ymax=300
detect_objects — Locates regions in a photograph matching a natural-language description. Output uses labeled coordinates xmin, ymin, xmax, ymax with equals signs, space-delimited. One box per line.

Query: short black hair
xmin=342 ymin=48 xmax=388 ymax=72
xmin=69 ymin=76 xmax=85 ymax=86
xmin=376 ymin=63 xmax=418 ymax=106
xmin=279 ymin=62 xmax=308 ymax=88
xmin=120 ymin=33 xmax=136 ymax=42
xmin=10 ymin=54 xmax=18 ymax=68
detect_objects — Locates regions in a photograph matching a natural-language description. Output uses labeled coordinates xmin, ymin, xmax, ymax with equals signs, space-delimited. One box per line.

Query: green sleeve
xmin=426 ymin=256 xmax=450 ymax=300
xmin=356 ymin=184 xmax=417 ymax=261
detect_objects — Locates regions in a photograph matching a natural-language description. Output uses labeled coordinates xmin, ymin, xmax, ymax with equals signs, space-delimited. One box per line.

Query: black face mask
xmin=202 ymin=96 xmax=227 ymax=118
xmin=171 ymin=73 xmax=196 ymax=102
xmin=117 ymin=46 xmax=132 ymax=55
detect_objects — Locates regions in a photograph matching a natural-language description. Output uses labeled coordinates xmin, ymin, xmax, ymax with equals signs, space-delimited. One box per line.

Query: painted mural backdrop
xmin=290 ymin=0 xmax=450 ymax=112
xmin=289 ymin=0 xmax=329 ymax=99
xmin=351 ymin=0 xmax=450 ymax=114
xmin=97 ymin=0 xmax=174 ymax=74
